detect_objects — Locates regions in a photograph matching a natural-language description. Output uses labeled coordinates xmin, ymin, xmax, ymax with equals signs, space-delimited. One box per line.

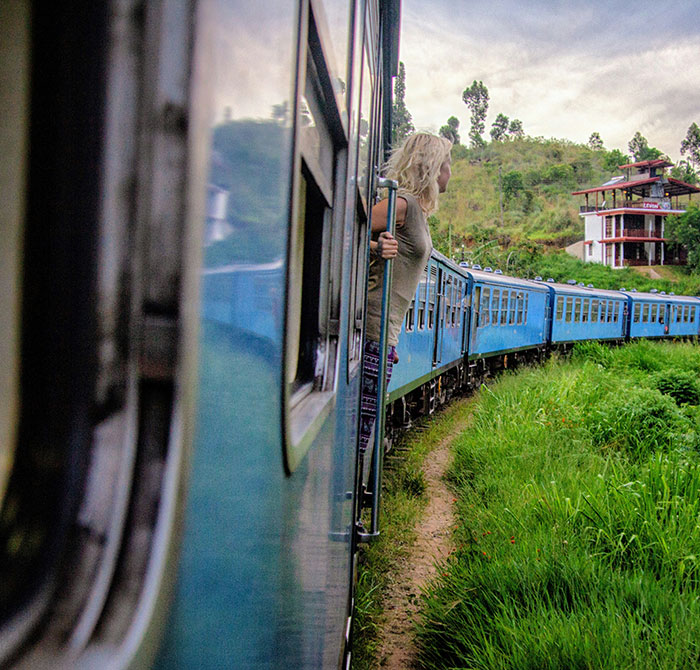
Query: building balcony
xmin=579 ymin=199 xmax=685 ymax=214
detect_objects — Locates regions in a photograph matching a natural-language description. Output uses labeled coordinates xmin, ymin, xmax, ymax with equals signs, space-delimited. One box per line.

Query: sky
xmin=399 ymin=0 xmax=700 ymax=162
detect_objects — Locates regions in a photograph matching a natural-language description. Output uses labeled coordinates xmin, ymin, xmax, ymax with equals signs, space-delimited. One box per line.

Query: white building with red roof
xmin=572 ymin=159 xmax=699 ymax=269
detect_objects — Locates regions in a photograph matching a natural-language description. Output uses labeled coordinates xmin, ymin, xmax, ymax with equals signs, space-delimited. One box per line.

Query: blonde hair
xmin=385 ymin=133 xmax=453 ymax=215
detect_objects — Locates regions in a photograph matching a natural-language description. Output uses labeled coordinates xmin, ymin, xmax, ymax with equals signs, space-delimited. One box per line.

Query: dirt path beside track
xmin=377 ymin=426 xmax=458 ymax=669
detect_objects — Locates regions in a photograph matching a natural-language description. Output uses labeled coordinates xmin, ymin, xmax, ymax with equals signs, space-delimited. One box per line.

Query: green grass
xmin=416 ymin=341 xmax=700 ymax=669
xmin=351 ymin=398 xmax=474 ymax=669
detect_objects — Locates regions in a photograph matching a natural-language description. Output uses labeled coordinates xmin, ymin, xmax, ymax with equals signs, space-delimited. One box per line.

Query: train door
xmin=663 ymin=303 xmax=671 ymax=334
xmin=470 ymin=284 xmax=481 ymax=353
xmin=432 ymin=267 xmax=445 ymax=367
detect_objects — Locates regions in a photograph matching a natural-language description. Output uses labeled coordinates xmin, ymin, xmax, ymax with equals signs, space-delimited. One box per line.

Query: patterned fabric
xmin=359 ymin=339 xmax=396 ymax=453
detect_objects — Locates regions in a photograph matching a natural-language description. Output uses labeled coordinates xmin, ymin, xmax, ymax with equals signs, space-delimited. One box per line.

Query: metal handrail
xmin=357 ymin=177 xmax=398 ymax=543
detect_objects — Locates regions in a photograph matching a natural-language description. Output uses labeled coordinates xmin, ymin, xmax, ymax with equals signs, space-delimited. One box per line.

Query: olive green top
xmin=365 ymin=191 xmax=432 ymax=347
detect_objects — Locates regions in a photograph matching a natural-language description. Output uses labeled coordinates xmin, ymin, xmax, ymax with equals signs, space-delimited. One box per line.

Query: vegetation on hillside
xmin=417 ymin=341 xmax=700 ymax=670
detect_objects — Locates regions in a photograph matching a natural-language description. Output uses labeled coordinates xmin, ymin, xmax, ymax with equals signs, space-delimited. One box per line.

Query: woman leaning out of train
xmin=359 ymin=132 xmax=453 ymax=453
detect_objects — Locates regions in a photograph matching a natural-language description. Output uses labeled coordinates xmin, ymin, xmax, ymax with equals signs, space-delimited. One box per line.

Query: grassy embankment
xmin=417 ymin=340 xmax=700 ymax=669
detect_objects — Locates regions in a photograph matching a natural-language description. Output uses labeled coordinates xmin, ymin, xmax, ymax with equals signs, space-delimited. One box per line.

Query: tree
xmin=439 ymin=116 xmax=460 ymax=144
xmin=680 ymin=122 xmax=700 ymax=172
xmin=490 ymin=113 xmax=509 ymax=142
xmin=462 ymin=80 xmax=489 ymax=149
xmin=628 ymin=131 xmax=663 ymax=162
xmin=392 ymin=62 xmax=414 ymax=146
xmin=666 ymin=203 xmax=700 ymax=270
xmin=508 ymin=119 xmax=524 ymax=138
xmin=671 ymin=160 xmax=698 ymax=185
xmin=588 ymin=132 xmax=604 ymax=150
xmin=603 ymin=148 xmax=627 ymax=172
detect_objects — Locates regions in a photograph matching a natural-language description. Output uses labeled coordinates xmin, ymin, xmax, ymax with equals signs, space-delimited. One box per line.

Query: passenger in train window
xmin=359 ymin=133 xmax=453 ymax=452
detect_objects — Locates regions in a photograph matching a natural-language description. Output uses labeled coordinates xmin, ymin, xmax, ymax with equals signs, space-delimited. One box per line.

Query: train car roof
xmin=618 ymin=289 xmax=700 ymax=303
xmin=461 ymin=267 xmax=549 ymax=291
xmin=535 ymin=280 xmax=626 ymax=299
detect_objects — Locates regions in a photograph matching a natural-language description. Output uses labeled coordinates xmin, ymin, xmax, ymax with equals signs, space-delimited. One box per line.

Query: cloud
xmin=400 ymin=0 xmax=700 ymax=160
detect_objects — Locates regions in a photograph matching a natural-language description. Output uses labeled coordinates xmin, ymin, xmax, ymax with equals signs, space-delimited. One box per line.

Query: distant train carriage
xmin=465 ymin=268 xmax=549 ymax=362
xmin=546 ymin=282 xmax=627 ymax=345
xmin=623 ymin=290 xmax=700 ymax=339
xmin=387 ymin=252 xmax=469 ymax=420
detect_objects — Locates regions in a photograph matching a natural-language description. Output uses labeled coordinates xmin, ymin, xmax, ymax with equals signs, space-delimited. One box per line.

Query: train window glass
xmin=455 ymin=280 xmax=462 ymax=327
xmin=417 ymin=267 xmax=427 ymax=329
xmin=607 ymin=301 xmax=612 ymax=322
xmin=565 ymin=297 xmax=572 ymax=323
xmin=508 ymin=293 xmax=515 ymax=325
xmin=357 ymin=41 xmax=374 ymax=212
xmin=473 ymin=285 xmax=482 ymax=328
xmin=634 ymin=303 xmax=640 ymax=322
xmin=591 ymin=299 xmax=598 ymax=323
xmin=579 ymin=298 xmax=586 ymax=323
xmin=445 ymin=275 xmax=453 ymax=328
xmin=405 ymin=297 xmax=415 ymax=331
xmin=684 ymin=305 xmax=690 ymax=322
xmin=650 ymin=304 xmax=658 ymax=323
xmin=481 ymin=287 xmax=490 ymax=326
xmin=556 ymin=296 xmax=564 ymax=321
xmin=317 ymin=0 xmax=351 ymax=118
xmin=428 ymin=264 xmax=437 ymax=329
xmin=500 ymin=290 xmax=509 ymax=325
xmin=676 ymin=306 xmax=682 ymax=322
xmin=491 ymin=289 xmax=500 ymax=324
xmin=524 ymin=293 xmax=529 ymax=324
xmin=659 ymin=305 xmax=665 ymax=324
xmin=516 ymin=293 xmax=522 ymax=325
xmin=642 ymin=304 xmax=649 ymax=322
xmin=692 ymin=306 xmax=697 ymax=322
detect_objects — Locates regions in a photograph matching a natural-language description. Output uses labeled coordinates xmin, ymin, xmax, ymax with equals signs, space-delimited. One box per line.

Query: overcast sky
xmin=400 ymin=0 xmax=700 ymax=162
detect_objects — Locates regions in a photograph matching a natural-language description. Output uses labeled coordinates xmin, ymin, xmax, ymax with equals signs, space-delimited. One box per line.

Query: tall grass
xmin=417 ymin=341 xmax=700 ymax=669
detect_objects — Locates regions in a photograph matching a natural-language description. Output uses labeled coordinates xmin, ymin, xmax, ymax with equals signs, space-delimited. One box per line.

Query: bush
xmin=653 ymin=369 xmax=700 ymax=405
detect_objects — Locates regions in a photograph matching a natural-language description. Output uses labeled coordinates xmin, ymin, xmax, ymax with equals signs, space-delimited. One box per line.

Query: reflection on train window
xmin=357 ymin=41 xmax=374 ymax=210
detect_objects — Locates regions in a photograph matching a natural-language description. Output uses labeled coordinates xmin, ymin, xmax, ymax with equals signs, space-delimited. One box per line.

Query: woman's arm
xmin=369 ymin=196 xmax=407 ymax=259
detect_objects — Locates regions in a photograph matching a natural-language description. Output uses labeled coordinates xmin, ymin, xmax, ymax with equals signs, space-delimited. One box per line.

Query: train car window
xmin=613 ymin=301 xmax=619 ymax=322
xmin=524 ymin=293 xmax=529 ymax=324
xmin=556 ymin=296 xmax=564 ymax=321
xmin=675 ymin=306 xmax=681 ymax=322
xmin=357 ymin=44 xmax=374 ymax=211
xmin=579 ymin=298 xmax=586 ymax=323
xmin=428 ymin=264 xmax=437 ymax=329
xmin=317 ymin=0 xmax=351 ymax=121
xmin=491 ymin=289 xmax=500 ymax=325
xmin=285 ymin=8 xmax=351 ymax=471
xmin=659 ymin=305 xmax=665 ymax=324
xmin=516 ymin=292 xmax=524 ymax=325
xmin=500 ymin=291 xmax=509 ymax=325
xmin=634 ymin=303 xmax=640 ymax=322
xmin=444 ymin=275 xmax=453 ymax=328
xmin=650 ymin=304 xmax=657 ymax=323
xmin=417 ymin=268 xmax=427 ymax=329
xmin=591 ymin=299 xmax=599 ymax=323
xmin=508 ymin=293 xmax=516 ymax=325
xmin=642 ymin=304 xmax=650 ymax=322
xmin=405 ymin=297 xmax=415 ymax=332
xmin=481 ymin=287 xmax=490 ymax=326
xmin=473 ymin=286 xmax=482 ymax=328
xmin=565 ymin=297 xmax=572 ymax=323
xmin=684 ymin=305 xmax=690 ymax=322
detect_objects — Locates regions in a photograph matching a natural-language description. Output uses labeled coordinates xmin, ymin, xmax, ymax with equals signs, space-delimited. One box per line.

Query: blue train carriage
xmin=464 ymin=267 xmax=549 ymax=379
xmin=546 ymin=281 xmax=628 ymax=348
xmin=386 ymin=251 xmax=470 ymax=424
xmin=622 ymin=289 xmax=700 ymax=340
xmin=0 ymin=2 xmax=400 ymax=670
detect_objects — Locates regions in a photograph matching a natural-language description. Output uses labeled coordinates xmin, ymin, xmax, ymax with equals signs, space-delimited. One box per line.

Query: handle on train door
xmin=357 ymin=177 xmax=398 ymax=543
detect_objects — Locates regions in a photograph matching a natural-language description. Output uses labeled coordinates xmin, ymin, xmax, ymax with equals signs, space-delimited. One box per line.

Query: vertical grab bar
xmin=358 ymin=177 xmax=398 ymax=542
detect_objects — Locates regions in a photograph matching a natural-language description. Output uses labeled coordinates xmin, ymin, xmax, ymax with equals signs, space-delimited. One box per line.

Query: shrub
xmin=652 ymin=369 xmax=700 ymax=405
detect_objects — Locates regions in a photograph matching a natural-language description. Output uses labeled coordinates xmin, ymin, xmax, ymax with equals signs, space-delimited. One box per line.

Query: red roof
xmin=666 ymin=177 xmax=700 ymax=195
xmin=617 ymin=159 xmax=673 ymax=170
xmin=572 ymin=177 xmax=659 ymax=196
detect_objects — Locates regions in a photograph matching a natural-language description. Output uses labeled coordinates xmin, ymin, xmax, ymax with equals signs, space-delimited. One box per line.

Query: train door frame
xmin=432 ymin=267 xmax=445 ymax=367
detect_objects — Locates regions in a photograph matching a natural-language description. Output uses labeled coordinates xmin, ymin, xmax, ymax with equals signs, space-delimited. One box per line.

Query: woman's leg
xmin=359 ymin=340 xmax=395 ymax=453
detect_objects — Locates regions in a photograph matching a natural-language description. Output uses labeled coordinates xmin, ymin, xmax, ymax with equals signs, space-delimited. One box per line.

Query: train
xmin=1 ymin=1 xmax=698 ymax=669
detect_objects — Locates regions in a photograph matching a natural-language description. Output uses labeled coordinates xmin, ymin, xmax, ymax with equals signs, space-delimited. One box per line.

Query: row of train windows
xmin=555 ymin=297 xmax=621 ymax=324
xmin=405 ymin=269 xmax=465 ymax=332
xmin=633 ymin=303 xmax=697 ymax=324
xmin=477 ymin=287 xmax=529 ymax=327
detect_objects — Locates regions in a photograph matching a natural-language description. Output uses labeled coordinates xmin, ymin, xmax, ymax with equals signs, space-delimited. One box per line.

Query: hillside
xmin=434 ymin=137 xmax=620 ymax=249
